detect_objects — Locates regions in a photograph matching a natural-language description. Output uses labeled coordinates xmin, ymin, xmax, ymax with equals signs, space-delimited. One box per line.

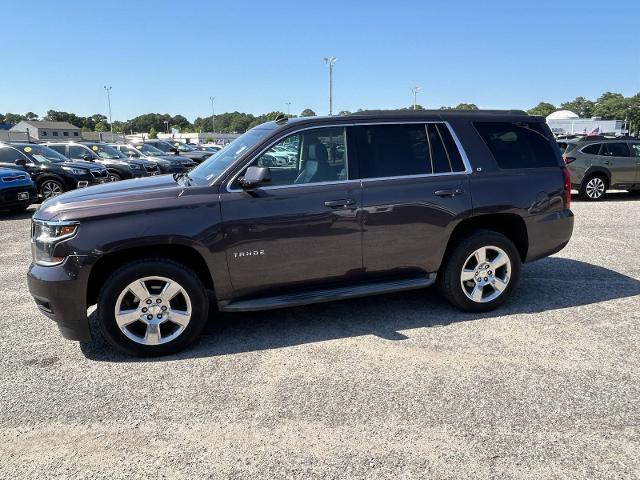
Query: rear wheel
xmin=97 ymin=258 xmax=209 ymax=356
xmin=109 ymin=172 xmax=122 ymax=182
xmin=438 ymin=230 xmax=521 ymax=313
xmin=39 ymin=179 xmax=65 ymax=199
xmin=579 ymin=174 xmax=607 ymax=201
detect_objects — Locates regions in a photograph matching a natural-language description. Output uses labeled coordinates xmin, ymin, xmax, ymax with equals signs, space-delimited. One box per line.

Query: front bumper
xmin=0 ymin=185 xmax=37 ymax=209
xmin=27 ymin=256 xmax=92 ymax=341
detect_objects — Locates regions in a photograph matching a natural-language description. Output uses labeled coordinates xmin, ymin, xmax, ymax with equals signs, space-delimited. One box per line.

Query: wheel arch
xmin=86 ymin=244 xmax=215 ymax=307
xmin=443 ymin=213 xmax=528 ymax=265
xmin=581 ymin=166 xmax=611 ymax=188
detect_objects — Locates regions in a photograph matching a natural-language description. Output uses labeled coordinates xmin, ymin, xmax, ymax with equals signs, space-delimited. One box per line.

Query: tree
xmin=24 ymin=112 xmax=39 ymax=120
xmin=4 ymin=113 xmax=25 ymax=124
xmin=560 ymin=97 xmax=594 ymax=118
xmin=148 ymin=127 xmax=158 ymax=139
xmin=592 ymin=92 xmax=628 ymax=120
xmin=205 ymin=136 xmax=214 ymax=143
xmin=300 ymin=108 xmax=316 ymax=117
xmin=95 ymin=121 xmax=108 ymax=132
xmin=527 ymin=102 xmax=556 ymax=117
xmin=454 ymin=103 xmax=478 ymax=110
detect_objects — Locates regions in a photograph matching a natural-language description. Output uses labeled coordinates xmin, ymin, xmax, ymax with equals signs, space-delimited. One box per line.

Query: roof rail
xmin=347 ymin=109 xmax=528 ymax=116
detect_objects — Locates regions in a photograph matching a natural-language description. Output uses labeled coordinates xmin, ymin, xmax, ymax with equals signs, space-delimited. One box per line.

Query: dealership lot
xmin=0 ymin=194 xmax=639 ymax=478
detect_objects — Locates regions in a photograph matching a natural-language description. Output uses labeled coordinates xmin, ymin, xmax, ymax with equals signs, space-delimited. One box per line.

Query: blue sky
xmin=2 ymin=0 xmax=639 ymax=121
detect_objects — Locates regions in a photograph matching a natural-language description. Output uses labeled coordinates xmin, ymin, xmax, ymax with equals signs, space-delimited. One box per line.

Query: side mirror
xmin=14 ymin=158 xmax=27 ymax=166
xmin=240 ymin=166 xmax=271 ymax=189
xmin=81 ymin=154 xmax=94 ymax=161
xmin=170 ymin=148 xmax=179 ymax=154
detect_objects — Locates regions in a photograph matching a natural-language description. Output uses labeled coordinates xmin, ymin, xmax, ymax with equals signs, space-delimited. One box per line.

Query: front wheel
xmin=438 ymin=230 xmax=521 ymax=313
xmin=97 ymin=258 xmax=209 ymax=356
xmin=109 ymin=172 xmax=122 ymax=182
xmin=39 ymin=179 xmax=65 ymax=199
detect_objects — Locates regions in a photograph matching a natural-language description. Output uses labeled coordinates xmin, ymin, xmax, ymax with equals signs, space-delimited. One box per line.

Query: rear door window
xmin=474 ymin=122 xmax=558 ymax=169
xmin=48 ymin=145 xmax=66 ymax=156
xmin=581 ymin=143 xmax=602 ymax=155
xmin=602 ymin=143 xmax=630 ymax=157
xmin=630 ymin=143 xmax=640 ymax=157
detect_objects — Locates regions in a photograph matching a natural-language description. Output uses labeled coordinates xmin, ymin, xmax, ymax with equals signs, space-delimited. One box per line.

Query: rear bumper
xmin=27 ymin=256 xmax=92 ymax=341
xmin=525 ymin=209 xmax=574 ymax=263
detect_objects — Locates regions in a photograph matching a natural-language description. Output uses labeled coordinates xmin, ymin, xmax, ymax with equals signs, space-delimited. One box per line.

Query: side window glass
xmin=427 ymin=124 xmax=451 ymax=174
xmin=48 ymin=145 xmax=66 ymax=156
xmin=631 ymin=144 xmax=640 ymax=157
xmin=0 ymin=148 xmax=24 ymax=164
xmin=247 ymin=127 xmax=347 ymax=187
xmin=603 ymin=143 xmax=630 ymax=157
xmin=357 ymin=124 xmax=430 ymax=178
xmin=581 ymin=143 xmax=601 ymax=155
xmin=68 ymin=146 xmax=89 ymax=159
xmin=436 ymin=124 xmax=466 ymax=172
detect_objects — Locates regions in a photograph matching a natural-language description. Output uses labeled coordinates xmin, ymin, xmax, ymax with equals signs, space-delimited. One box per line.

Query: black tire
xmin=579 ymin=174 xmax=608 ymax=201
xmin=627 ymin=189 xmax=640 ymax=196
xmin=97 ymin=258 xmax=209 ymax=357
xmin=438 ymin=230 xmax=522 ymax=313
xmin=38 ymin=178 xmax=65 ymax=199
xmin=109 ymin=171 xmax=122 ymax=182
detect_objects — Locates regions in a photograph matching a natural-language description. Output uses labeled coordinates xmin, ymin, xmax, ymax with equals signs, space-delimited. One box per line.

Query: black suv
xmin=110 ymin=143 xmax=195 ymax=173
xmin=44 ymin=142 xmax=158 ymax=181
xmin=0 ymin=143 xmax=109 ymax=199
xmin=27 ymin=111 xmax=573 ymax=356
xmin=140 ymin=139 xmax=212 ymax=164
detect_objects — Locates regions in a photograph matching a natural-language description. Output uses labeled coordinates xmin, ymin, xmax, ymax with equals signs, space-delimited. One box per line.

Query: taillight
xmin=563 ymin=155 xmax=576 ymax=164
xmin=562 ymin=166 xmax=571 ymax=209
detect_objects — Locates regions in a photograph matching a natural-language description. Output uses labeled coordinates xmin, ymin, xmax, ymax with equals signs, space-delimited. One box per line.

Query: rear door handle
xmin=324 ymin=199 xmax=355 ymax=208
xmin=434 ymin=188 xmax=463 ymax=197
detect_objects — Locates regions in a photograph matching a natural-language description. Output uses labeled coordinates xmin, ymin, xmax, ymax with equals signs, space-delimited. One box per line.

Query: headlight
xmin=129 ymin=163 xmax=142 ymax=170
xmin=31 ymin=220 xmax=79 ymax=266
xmin=62 ymin=166 xmax=85 ymax=175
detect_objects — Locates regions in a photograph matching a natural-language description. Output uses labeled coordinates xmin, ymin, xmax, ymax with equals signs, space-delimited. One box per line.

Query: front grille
xmin=1 ymin=175 xmax=27 ymax=182
xmin=144 ymin=165 xmax=159 ymax=173
xmin=91 ymin=169 xmax=108 ymax=178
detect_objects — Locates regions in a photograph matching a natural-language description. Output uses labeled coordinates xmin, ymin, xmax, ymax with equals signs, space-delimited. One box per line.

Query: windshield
xmin=89 ymin=143 xmax=126 ymax=159
xmin=189 ymin=127 xmax=273 ymax=182
xmin=19 ymin=145 xmax=67 ymax=163
xmin=136 ymin=144 xmax=165 ymax=156
xmin=173 ymin=142 xmax=194 ymax=152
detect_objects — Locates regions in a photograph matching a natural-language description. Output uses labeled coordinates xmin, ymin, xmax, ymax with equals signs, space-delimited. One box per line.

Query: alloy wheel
xmin=41 ymin=180 xmax=63 ymax=199
xmin=585 ymin=177 xmax=606 ymax=199
xmin=460 ymin=246 xmax=512 ymax=303
xmin=114 ymin=276 xmax=192 ymax=346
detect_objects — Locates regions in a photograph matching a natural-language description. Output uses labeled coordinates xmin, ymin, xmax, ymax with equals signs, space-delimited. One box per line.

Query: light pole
xmin=324 ymin=56 xmax=337 ymax=115
xmin=163 ymin=120 xmax=169 ymax=134
xmin=103 ymin=86 xmax=113 ymax=135
xmin=285 ymin=102 xmax=291 ymax=117
xmin=209 ymin=96 xmax=215 ymax=136
xmin=410 ymin=86 xmax=422 ymax=110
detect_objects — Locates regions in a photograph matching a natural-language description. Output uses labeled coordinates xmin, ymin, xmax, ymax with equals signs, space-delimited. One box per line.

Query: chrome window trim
xmin=225 ymin=120 xmax=472 ymax=193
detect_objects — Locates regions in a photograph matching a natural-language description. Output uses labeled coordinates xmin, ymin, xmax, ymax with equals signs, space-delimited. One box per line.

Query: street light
xmin=285 ymin=102 xmax=291 ymax=117
xmin=103 ymin=86 xmax=113 ymax=135
xmin=410 ymin=86 xmax=422 ymax=110
xmin=323 ymin=56 xmax=337 ymax=115
xmin=209 ymin=96 xmax=216 ymax=137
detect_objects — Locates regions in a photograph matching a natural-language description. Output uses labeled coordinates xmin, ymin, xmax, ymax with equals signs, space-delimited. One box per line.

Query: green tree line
xmin=3 ymin=92 xmax=637 ymax=136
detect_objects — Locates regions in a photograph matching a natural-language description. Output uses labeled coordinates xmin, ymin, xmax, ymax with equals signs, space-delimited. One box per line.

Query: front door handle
xmin=434 ymin=188 xmax=463 ymax=197
xmin=324 ymin=199 xmax=355 ymax=208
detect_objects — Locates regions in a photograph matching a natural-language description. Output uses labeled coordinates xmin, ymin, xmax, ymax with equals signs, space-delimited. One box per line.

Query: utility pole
xmin=103 ymin=86 xmax=113 ymax=135
xmin=163 ymin=120 xmax=169 ymax=134
xmin=410 ymin=86 xmax=421 ymax=110
xmin=209 ymin=96 xmax=215 ymax=137
xmin=324 ymin=56 xmax=337 ymax=115
xmin=285 ymin=102 xmax=291 ymax=117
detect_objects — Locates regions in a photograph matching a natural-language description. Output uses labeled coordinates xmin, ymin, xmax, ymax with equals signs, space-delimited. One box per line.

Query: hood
xmin=34 ymin=174 xmax=186 ymax=221
xmin=157 ymin=155 xmax=193 ymax=164
xmin=62 ymin=160 xmax=106 ymax=171
xmin=0 ymin=168 xmax=33 ymax=186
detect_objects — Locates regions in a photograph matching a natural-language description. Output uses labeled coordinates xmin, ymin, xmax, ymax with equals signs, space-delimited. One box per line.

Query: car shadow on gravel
xmin=0 ymin=205 xmax=38 ymax=221
xmin=571 ymin=191 xmax=640 ymax=202
xmin=80 ymin=256 xmax=640 ymax=362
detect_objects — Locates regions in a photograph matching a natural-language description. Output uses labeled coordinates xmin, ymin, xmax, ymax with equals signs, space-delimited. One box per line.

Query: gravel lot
xmin=1 ymin=193 xmax=639 ymax=479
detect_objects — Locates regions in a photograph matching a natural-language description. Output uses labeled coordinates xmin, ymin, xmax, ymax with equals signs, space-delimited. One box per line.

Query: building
xmin=9 ymin=120 xmax=81 ymax=141
xmin=546 ymin=110 xmax=624 ymax=136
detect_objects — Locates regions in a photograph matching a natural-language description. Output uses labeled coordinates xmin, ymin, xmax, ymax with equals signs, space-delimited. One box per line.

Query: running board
xmin=220 ymin=274 xmax=436 ymax=312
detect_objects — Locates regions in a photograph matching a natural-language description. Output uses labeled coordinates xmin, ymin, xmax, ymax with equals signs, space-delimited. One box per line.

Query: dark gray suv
xmin=564 ymin=137 xmax=640 ymax=200
xmin=27 ymin=111 xmax=574 ymax=356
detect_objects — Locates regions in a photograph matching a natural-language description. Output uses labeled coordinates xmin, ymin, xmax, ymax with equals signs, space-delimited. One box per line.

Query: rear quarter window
xmin=474 ymin=122 xmax=558 ymax=169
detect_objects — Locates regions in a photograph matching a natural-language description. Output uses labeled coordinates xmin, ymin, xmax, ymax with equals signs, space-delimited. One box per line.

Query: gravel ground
xmin=0 ymin=193 xmax=639 ymax=479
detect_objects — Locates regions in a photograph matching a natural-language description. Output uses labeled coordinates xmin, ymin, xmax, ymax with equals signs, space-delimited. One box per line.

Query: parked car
xmin=564 ymin=137 xmax=640 ymax=200
xmin=140 ymin=140 xmax=212 ymax=164
xmin=0 ymin=143 xmax=109 ymax=199
xmin=0 ymin=167 xmax=37 ymax=212
xmin=27 ymin=110 xmax=573 ymax=356
xmin=109 ymin=143 xmax=194 ymax=173
xmin=44 ymin=142 xmax=158 ymax=181
xmin=200 ymin=143 xmax=223 ymax=153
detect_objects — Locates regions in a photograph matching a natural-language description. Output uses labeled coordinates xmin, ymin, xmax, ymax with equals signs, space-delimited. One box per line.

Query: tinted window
xmin=48 ymin=145 xmax=66 ymax=155
xmin=474 ymin=122 xmax=558 ymax=169
xmin=0 ymin=147 xmax=26 ymax=164
xmin=631 ymin=143 xmax=640 ymax=157
xmin=356 ymin=124 xmax=430 ymax=178
xmin=581 ymin=143 xmax=601 ymax=155
xmin=435 ymin=124 xmax=465 ymax=172
xmin=69 ymin=145 xmax=92 ymax=159
xmin=602 ymin=143 xmax=630 ymax=157
xmin=246 ymin=127 xmax=347 ymax=186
